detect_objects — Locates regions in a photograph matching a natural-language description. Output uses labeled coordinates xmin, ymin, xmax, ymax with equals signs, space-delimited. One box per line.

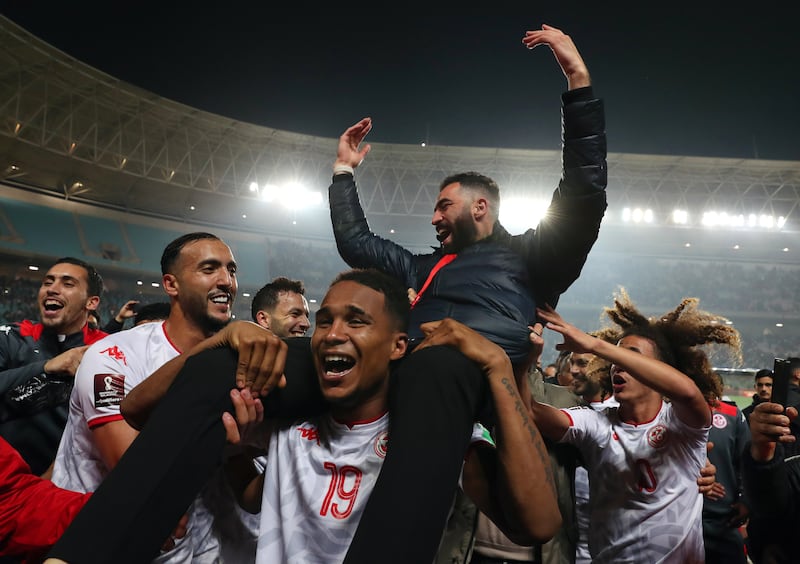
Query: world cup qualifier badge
xmin=93 ymin=373 xmax=125 ymax=408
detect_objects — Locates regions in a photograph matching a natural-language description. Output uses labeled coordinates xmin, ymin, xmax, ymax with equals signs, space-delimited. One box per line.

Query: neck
xmin=163 ymin=313 xmax=212 ymax=354
xmin=617 ymin=396 xmax=663 ymax=424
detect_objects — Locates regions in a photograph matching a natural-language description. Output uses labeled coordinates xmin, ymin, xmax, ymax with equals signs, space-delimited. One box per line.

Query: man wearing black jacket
xmin=0 ymin=257 xmax=105 ymax=476
xmin=47 ymin=23 xmax=606 ymax=564
xmin=742 ymin=401 xmax=800 ymax=564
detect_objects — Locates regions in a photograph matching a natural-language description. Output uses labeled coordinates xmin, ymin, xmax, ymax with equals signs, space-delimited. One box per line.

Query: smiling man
xmin=250 ymin=276 xmax=311 ymax=338
xmin=229 ymin=268 xmax=559 ymax=563
xmin=0 ymin=257 xmax=106 ymax=476
xmin=51 ymin=232 xmax=242 ymax=563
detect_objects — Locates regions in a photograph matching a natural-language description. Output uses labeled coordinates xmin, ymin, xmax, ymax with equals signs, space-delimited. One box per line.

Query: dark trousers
xmin=48 ymin=338 xmax=486 ymax=564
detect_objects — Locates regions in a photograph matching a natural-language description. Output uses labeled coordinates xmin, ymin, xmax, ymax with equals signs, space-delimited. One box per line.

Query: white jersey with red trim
xmin=560 ymin=400 xmax=708 ymax=564
xmin=257 ymin=414 xmax=491 ymax=564
xmin=52 ymin=321 xmax=220 ymax=563
xmin=574 ymin=396 xmax=619 ymax=564
xmin=53 ymin=321 xmax=180 ymax=490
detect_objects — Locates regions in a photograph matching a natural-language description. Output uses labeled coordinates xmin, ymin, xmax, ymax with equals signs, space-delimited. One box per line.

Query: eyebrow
xmin=45 ymin=274 xmax=79 ymax=283
xmin=316 ymin=304 xmax=368 ymax=317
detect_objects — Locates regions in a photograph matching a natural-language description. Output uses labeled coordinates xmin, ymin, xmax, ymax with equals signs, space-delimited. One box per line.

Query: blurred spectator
xmin=742 ymin=369 xmax=773 ymax=422
xmin=703 ymin=379 xmax=750 ymax=564
xmin=741 ymin=401 xmax=800 ymax=564
xmin=101 ymin=300 xmax=139 ymax=333
xmin=132 ymin=302 xmax=171 ymax=327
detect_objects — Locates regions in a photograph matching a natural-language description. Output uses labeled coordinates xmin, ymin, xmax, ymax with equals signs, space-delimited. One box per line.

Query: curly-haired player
xmin=531 ymin=288 xmax=741 ymax=564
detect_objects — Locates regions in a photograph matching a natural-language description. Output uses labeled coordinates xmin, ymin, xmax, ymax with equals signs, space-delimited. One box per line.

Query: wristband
xmin=333 ymin=164 xmax=354 ymax=176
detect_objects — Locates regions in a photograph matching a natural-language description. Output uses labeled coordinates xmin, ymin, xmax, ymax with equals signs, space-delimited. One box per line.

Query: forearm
xmin=591 ymin=339 xmax=703 ymax=406
xmin=486 ymin=362 xmax=560 ymax=542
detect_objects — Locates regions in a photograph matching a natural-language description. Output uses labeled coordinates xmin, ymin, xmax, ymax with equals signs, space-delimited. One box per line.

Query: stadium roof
xmin=2 ymin=14 xmax=799 ymax=259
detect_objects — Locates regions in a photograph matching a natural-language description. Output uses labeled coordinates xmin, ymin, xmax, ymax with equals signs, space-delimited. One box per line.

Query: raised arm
xmin=517 ymin=24 xmax=607 ymax=309
xmin=537 ymin=305 xmax=711 ymax=428
xmin=415 ymin=318 xmax=561 ymax=544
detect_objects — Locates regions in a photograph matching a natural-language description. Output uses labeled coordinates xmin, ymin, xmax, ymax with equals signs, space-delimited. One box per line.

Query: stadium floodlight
xmin=499 ymin=197 xmax=549 ymax=233
xmin=703 ymin=211 xmax=785 ymax=230
xmin=254 ymin=182 xmax=322 ymax=210
xmin=621 ymin=207 xmax=654 ymax=224
xmin=672 ymin=209 xmax=689 ymax=224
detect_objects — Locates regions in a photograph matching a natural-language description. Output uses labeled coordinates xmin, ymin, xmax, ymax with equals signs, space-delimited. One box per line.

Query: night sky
xmin=3 ymin=6 xmax=798 ymax=161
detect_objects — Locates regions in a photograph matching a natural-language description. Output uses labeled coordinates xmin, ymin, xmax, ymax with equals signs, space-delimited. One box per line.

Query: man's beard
xmin=441 ymin=209 xmax=479 ymax=253
xmin=185 ymin=293 xmax=232 ymax=335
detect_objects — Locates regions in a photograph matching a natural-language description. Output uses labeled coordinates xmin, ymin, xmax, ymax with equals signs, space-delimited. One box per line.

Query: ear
xmin=391 ymin=333 xmax=408 ymax=361
xmin=256 ymin=310 xmax=271 ymax=330
xmin=473 ymin=197 xmax=488 ymax=220
xmin=162 ymin=273 xmax=179 ymax=298
xmin=85 ymin=295 xmax=100 ymax=311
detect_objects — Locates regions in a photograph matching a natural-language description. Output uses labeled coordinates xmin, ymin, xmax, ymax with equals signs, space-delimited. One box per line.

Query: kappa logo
xmin=297 ymin=425 xmax=320 ymax=445
xmin=374 ymin=431 xmax=389 ymax=459
xmin=99 ymin=345 xmax=127 ymax=365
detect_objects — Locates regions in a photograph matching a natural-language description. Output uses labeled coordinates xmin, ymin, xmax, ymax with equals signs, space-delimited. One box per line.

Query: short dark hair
xmin=755 ymin=368 xmax=773 ymax=382
xmin=160 ymin=232 xmax=221 ymax=275
xmin=788 ymin=357 xmax=800 ymax=374
xmin=53 ymin=257 xmax=104 ymax=297
xmin=329 ymin=269 xmax=409 ymax=332
xmin=135 ymin=302 xmax=171 ymax=325
xmin=439 ymin=171 xmax=500 ymax=213
xmin=251 ymin=277 xmax=306 ymax=321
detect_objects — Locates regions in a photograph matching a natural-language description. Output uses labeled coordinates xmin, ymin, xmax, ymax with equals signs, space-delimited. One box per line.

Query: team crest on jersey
xmin=94 ymin=373 xmax=125 ymax=408
xmin=712 ymin=413 xmax=728 ymax=429
xmin=374 ymin=431 xmax=389 ymax=458
xmin=647 ymin=424 xmax=668 ymax=448
xmin=99 ymin=345 xmax=127 ymax=366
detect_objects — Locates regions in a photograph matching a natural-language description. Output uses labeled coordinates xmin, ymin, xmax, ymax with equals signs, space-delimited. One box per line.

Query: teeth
xmin=210 ymin=296 xmax=229 ymax=304
xmin=325 ymin=355 xmax=351 ymax=363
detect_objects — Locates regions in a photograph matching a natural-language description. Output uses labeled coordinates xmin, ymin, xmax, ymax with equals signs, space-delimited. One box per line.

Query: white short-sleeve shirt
xmin=560 ymin=400 xmax=708 ymax=564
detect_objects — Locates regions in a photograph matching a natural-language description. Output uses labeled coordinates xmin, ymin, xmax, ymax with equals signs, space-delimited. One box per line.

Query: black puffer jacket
xmin=329 ymin=87 xmax=606 ymax=365
xmin=0 ymin=320 xmax=107 ymax=475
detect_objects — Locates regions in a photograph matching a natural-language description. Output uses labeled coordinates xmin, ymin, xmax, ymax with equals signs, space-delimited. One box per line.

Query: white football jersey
xmin=561 ymin=400 xmax=708 ymax=564
xmin=52 ymin=321 xmax=219 ymax=563
xmin=257 ymin=413 xmax=491 ymax=564
xmin=574 ymin=396 xmax=619 ymax=564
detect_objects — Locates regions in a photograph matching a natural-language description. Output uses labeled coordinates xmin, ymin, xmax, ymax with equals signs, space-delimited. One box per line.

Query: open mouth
xmin=209 ymin=293 xmax=231 ymax=306
xmin=323 ymin=354 xmax=355 ymax=376
xmin=43 ymin=299 xmax=63 ymax=312
xmin=435 ymin=228 xmax=450 ymax=243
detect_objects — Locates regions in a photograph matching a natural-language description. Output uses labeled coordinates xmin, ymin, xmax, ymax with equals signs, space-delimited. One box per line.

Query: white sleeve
xmin=72 ymin=337 xmax=131 ymax=428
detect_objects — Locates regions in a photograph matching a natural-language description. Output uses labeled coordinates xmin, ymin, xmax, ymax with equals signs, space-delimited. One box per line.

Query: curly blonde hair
xmin=599 ymin=288 xmax=742 ymax=405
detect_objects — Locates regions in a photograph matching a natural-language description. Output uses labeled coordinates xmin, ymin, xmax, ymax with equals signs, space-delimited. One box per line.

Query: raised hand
xmin=522 ymin=24 xmax=590 ymax=90
xmin=334 ymin=117 xmax=373 ymax=170
xmin=199 ymin=320 xmax=287 ymax=397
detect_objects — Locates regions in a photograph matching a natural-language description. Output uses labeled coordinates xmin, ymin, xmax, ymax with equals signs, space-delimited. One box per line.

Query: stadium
xmin=1 ymin=15 xmax=798 ymax=400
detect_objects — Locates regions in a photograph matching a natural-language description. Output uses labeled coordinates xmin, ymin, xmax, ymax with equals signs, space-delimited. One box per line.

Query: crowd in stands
xmin=268 ymin=241 xmax=798 ymax=369
xmin=3 ymin=248 xmax=797 ymax=371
